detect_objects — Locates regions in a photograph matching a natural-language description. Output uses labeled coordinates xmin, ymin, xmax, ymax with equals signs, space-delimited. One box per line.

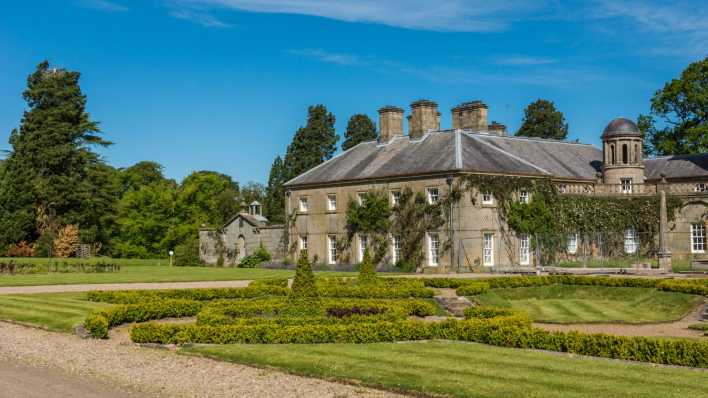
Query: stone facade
xmin=283 ymin=102 xmax=708 ymax=272
xmin=199 ymin=203 xmax=284 ymax=266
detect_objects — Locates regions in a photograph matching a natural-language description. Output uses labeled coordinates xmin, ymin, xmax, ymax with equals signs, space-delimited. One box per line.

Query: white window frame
xmin=558 ymin=184 xmax=568 ymax=194
xmin=695 ymin=183 xmax=707 ymax=193
xmin=428 ymin=233 xmax=439 ymax=266
xmin=427 ymin=187 xmax=439 ymax=205
xmin=392 ymin=235 xmax=402 ymax=264
xmin=299 ymin=197 xmax=308 ymax=213
xmin=624 ymin=228 xmax=638 ymax=254
xmin=519 ymin=234 xmax=530 ymax=265
xmin=327 ymin=194 xmax=337 ymax=211
xmin=482 ymin=192 xmax=493 ymax=205
xmin=483 ymin=233 xmax=494 ymax=266
xmin=567 ymin=233 xmax=578 ymax=254
xmin=327 ymin=235 xmax=337 ymax=264
xmin=691 ymin=223 xmax=706 ymax=253
xmin=357 ymin=192 xmax=367 ymax=205
xmin=358 ymin=234 xmax=368 ymax=262
xmin=519 ymin=190 xmax=529 ymax=204
xmin=299 ymin=235 xmax=308 ymax=253
xmin=620 ymin=178 xmax=633 ymax=194
xmin=390 ymin=190 xmax=401 ymax=206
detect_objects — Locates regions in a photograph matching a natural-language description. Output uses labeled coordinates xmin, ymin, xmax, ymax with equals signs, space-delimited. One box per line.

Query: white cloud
xmin=495 ymin=56 xmax=557 ymax=66
xmin=78 ymin=0 xmax=129 ymax=12
xmin=171 ymin=0 xmax=543 ymax=32
xmin=288 ymin=49 xmax=363 ymax=66
xmin=169 ymin=8 xmax=233 ymax=28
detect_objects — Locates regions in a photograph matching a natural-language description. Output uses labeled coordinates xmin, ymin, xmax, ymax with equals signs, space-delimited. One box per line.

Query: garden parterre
xmin=82 ymin=268 xmax=708 ymax=368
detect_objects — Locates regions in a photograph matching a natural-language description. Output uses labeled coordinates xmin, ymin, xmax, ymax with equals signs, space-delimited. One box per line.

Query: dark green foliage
xmin=120 ymin=161 xmax=167 ymax=193
xmin=346 ymin=191 xmax=392 ymax=263
xmin=357 ymin=249 xmax=377 ymax=284
xmin=33 ymin=230 xmax=56 ymax=257
xmin=0 ymin=261 xmax=120 ymax=274
xmin=238 ymin=244 xmax=271 ymax=268
xmin=86 ymin=286 xmax=288 ymax=304
xmin=516 ymin=99 xmax=569 ymax=140
xmin=641 ymin=56 xmax=708 ymax=156
xmin=173 ymin=238 xmax=202 ymax=266
xmin=0 ymin=61 xmax=116 ymax=250
xmin=283 ymin=105 xmax=338 ymax=181
xmin=342 ymin=114 xmax=377 ymax=151
xmin=390 ymin=188 xmax=447 ymax=270
xmin=290 ymin=250 xmax=318 ymax=298
xmin=264 ymin=156 xmax=286 ymax=223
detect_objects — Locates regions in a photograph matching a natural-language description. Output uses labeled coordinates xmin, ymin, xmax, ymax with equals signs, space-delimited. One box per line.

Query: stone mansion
xmin=279 ymin=99 xmax=708 ymax=272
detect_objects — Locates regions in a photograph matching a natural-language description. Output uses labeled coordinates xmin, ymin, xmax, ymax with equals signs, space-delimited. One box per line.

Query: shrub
xmin=53 ymin=224 xmax=80 ymax=258
xmin=33 ymin=231 xmax=55 ymax=257
xmin=86 ymin=286 xmax=288 ymax=304
xmin=290 ymin=250 xmax=318 ymax=299
xmin=456 ymin=282 xmax=490 ymax=296
xmin=173 ymin=238 xmax=202 ymax=266
xmin=6 ymin=241 xmax=34 ymax=257
xmin=249 ymin=278 xmax=289 ymax=288
xmin=657 ymin=279 xmax=708 ymax=296
xmin=238 ymin=244 xmax=271 ymax=268
xmin=464 ymin=306 xmax=523 ymax=320
xmin=357 ymin=248 xmax=377 ymax=284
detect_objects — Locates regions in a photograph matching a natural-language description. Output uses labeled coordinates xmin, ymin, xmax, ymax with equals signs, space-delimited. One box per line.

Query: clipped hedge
xmin=85 ymin=299 xmax=204 ymax=338
xmin=657 ymin=279 xmax=708 ymax=296
xmin=86 ymin=286 xmax=288 ymax=304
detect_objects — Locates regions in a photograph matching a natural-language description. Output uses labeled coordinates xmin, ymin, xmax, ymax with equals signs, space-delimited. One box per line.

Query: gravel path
xmin=0 ymin=280 xmax=251 ymax=295
xmin=535 ymin=301 xmax=707 ymax=338
xmin=0 ymin=321 xmax=402 ymax=398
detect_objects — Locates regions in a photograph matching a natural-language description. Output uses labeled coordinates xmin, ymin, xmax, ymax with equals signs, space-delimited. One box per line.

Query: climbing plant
xmin=345 ymin=191 xmax=391 ymax=263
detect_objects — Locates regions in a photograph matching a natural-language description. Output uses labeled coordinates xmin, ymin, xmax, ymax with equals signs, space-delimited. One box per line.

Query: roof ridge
xmin=284 ymin=140 xmax=371 ymax=186
xmin=466 ymin=133 xmax=552 ymax=176
xmin=455 ymin=130 xmax=462 ymax=169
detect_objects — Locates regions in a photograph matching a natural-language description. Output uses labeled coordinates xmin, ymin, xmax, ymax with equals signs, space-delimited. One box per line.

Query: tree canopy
xmin=264 ymin=156 xmax=286 ymax=223
xmin=283 ymin=105 xmax=338 ymax=181
xmin=641 ymin=56 xmax=708 ymax=156
xmin=515 ymin=99 xmax=569 ymax=140
xmin=342 ymin=114 xmax=377 ymax=151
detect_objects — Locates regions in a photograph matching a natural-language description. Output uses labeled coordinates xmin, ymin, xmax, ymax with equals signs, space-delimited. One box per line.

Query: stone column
xmin=657 ymin=185 xmax=672 ymax=272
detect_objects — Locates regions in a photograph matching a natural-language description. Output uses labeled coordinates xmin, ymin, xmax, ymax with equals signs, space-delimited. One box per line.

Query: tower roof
xmin=602 ymin=118 xmax=641 ymax=139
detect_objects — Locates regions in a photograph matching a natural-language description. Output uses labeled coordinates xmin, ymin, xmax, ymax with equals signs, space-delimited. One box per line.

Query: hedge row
xmin=447 ymin=276 xmax=708 ymax=296
xmin=84 ymin=299 xmax=204 ymax=338
xmin=86 ymin=286 xmax=289 ymax=304
xmin=129 ymin=315 xmax=708 ymax=367
xmin=0 ymin=261 xmax=120 ymax=275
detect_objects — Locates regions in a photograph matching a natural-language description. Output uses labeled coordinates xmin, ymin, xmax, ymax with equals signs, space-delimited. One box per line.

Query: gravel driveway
xmin=0 ymin=322 xmax=402 ymax=398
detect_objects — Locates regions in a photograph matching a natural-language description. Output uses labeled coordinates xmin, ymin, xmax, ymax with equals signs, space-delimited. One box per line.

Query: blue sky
xmin=1 ymin=1 xmax=706 ymax=184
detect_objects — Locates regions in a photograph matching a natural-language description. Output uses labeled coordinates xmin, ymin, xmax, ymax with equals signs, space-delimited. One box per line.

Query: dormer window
xmin=427 ymin=187 xmax=439 ymax=204
xmin=299 ymin=197 xmax=308 ymax=213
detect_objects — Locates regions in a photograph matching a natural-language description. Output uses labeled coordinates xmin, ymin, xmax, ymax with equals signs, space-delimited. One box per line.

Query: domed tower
xmin=601 ymin=118 xmax=645 ymax=188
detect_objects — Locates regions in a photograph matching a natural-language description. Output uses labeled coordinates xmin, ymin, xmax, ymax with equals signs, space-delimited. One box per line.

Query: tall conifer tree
xmin=283 ymin=105 xmax=338 ymax=181
xmin=342 ymin=114 xmax=377 ymax=151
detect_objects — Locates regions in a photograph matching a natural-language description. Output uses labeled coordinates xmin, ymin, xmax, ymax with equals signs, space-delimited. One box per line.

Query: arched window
xmin=610 ymin=144 xmax=616 ymax=165
xmin=622 ymin=144 xmax=628 ymax=164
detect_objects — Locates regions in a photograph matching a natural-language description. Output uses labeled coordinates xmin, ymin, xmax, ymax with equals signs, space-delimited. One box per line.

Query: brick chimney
xmin=488 ymin=121 xmax=507 ymax=136
xmin=451 ymin=101 xmax=488 ymax=131
xmin=378 ymin=106 xmax=404 ymax=143
xmin=408 ymin=99 xmax=440 ymax=139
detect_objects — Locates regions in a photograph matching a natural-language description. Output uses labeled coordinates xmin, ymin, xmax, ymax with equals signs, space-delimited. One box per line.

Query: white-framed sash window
xmin=299 ymin=197 xmax=308 ymax=213
xmin=691 ymin=223 xmax=706 ymax=253
xmin=519 ymin=190 xmax=529 ymax=204
xmin=327 ymin=194 xmax=337 ymax=211
xmin=428 ymin=233 xmax=439 ymax=266
xmin=624 ymin=228 xmax=638 ymax=254
xmin=482 ymin=192 xmax=493 ymax=205
xmin=567 ymin=233 xmax=578 ymax=254
xmin=390 ymin=190 xmax=401 ymax=206
xmin=483 ymin=233 xmax=494 ymax=266
xmin=358 ymin=234 xmax=368 ymax=262
xmin=299 ymin=235 xmax=308 ymax=253
xmin=427 ymin=187 xmax=439 ymax=204
xmin=327 ymin=235 xmax=337 ymax=264
xmin=519 ymin=234 xmax=530 ymax=265
xmin=621 ymin=178 xmax=633 ymax=194
xmin=392 ymin=235 xmax=402 ymax=264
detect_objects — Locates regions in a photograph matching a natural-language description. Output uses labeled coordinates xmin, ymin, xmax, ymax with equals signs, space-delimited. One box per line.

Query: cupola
xmin=601 ymin=118 xmax=645 ymax=188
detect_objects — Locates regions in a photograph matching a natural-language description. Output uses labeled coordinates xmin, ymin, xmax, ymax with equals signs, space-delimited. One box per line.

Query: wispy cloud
xmin=78 ymin=0 xmax=129 ymax=12
xmin=169 ymin=7 xmax=233 ymax=28
xmin=169 ymin=0 xmax=544 ymax=32
xmin=288 ymin=49 xmax=363 ymax=66
xmin=494 ymin=56 xmax=557 ymax=66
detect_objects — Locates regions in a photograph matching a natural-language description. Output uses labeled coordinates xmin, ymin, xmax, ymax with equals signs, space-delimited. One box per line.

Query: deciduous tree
xmin=516 ymin=99 xmax=569 ymax=140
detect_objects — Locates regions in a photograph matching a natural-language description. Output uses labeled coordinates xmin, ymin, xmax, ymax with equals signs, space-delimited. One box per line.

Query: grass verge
xmin=182 ymin=341 xmax=708 ymax=398
xmin=474 ymin=285 xmax=702 ymax=323
xmin=0 ymin=292 xmax=112 ymax=332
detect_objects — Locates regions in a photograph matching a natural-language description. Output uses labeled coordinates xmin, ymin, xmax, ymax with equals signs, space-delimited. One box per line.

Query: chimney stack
xmin=451 ymin=101 xmax=488 ymax=131
xmin=488 ymin=121 xmax=507 ymax=136
xmin=408 ymin=99 xmax=440 ymax=139
xmin=378 ymin=106 xmax=404 ymax=143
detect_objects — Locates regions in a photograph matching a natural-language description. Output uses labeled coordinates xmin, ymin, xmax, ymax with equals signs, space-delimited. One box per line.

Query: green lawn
xmin=0 ymin=258 xmax=350 ymax=287
xmin=0 ymin=292 xmax=111 ymax=332
xmin=182 ymin=341 xmax=708 ymax=398
xmin=474 ymin=285 xmax=702 ymax=324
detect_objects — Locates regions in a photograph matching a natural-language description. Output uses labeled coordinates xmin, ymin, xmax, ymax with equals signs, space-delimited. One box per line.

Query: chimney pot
xmin=378 ymin=106 xmax=404 ymax=143
xmin=451 ymin=101 xmax=488 ymax=131
xmin=409 ymin=99 xmax=440 ymax=139
xmin=487 ymin=121 xmax=507 ymax=136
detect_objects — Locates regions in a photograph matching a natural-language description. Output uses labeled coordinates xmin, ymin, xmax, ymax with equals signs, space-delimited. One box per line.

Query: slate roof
xmin=285 ymin=130 xmax=604 ymax=187
xmin=645 ymin=153 xmax=708 ymax=181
